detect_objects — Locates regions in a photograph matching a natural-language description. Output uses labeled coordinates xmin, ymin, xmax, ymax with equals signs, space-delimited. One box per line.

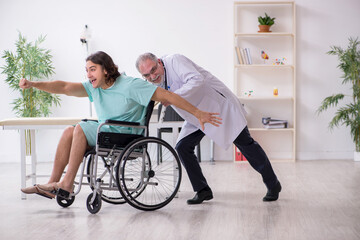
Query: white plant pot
xmin=354 ymin=151 xmax=360 ymax=162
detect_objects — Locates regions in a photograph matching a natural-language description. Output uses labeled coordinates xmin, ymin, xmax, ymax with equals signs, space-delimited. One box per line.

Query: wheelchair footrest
xmin=57 ymin=188 xmax=71 ymax=200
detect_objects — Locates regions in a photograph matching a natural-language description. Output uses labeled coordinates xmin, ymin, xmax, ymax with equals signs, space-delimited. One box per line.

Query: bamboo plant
xmin=2 ymin=33 xmax=61 ymax=155
xmin=317 ymin=37 xmax=360 ymax=152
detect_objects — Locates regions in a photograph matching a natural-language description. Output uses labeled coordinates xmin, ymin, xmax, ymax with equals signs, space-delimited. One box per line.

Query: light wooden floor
xmin=1 ymin=160 xmax=360 ymax=240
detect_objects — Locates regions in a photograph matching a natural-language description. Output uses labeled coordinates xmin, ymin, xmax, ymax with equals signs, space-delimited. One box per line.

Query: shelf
xmin=238 ymin=96 xmax=294 ymax=101
xmin=248 ymin=128 xmax=295 ymax=132
xmin=234 ymin=1 xmax=296 ymax=162
xmin=234 ymin=1 xmax=295 ymax=5
xmin=235 ymin=64 xmax=294 ymax=69
xmin=235 ymin=32 xmax=294 ymax=37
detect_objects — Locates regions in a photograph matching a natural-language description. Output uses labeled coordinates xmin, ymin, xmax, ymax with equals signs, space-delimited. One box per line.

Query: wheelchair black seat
xmin=98 ymin=132 xmax=143 ymax=149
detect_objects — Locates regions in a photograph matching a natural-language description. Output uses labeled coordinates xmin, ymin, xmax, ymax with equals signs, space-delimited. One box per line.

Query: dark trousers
xmin=175 ymin=126 xmax=278 ymax=192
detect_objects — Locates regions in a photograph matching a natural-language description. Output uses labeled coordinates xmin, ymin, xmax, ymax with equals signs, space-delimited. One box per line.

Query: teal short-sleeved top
xmin=81 ymin=74 xmax=157 ymax=138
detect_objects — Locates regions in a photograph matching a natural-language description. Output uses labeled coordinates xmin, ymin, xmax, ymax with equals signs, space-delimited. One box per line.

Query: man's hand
xmin=19 ymin=78 xmax=33 ymax=89
xmin=198 ymin=111 xmax=222 ymax=131
xmin=161 ymin=101 xmax=171 ymax=107
xmin=151 ymin=88 xmax=222 ymax=130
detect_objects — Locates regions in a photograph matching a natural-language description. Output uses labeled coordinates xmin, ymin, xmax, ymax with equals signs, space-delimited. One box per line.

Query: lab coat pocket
xmin=197 ymin=94 xmax=223 ymax=116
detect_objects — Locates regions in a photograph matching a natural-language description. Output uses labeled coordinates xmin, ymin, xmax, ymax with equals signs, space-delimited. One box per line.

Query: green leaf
xmin=317 ymin=94 xmax=345 ymax=114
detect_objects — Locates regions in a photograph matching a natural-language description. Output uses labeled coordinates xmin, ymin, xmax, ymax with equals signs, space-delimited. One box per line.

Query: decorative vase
xmin=354 ymin=151 xmax=360 ymax=161
xmin=258 ymin=25 xmax=271 ymax=32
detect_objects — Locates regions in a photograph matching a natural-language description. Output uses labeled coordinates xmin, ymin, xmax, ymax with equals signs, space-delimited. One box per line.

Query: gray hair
xmin=135 ymin=52 xmax=158 ymax=72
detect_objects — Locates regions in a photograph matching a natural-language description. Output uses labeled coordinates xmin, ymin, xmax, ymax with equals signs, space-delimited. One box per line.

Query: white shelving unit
xmin=234 ymin=1 xmax=296 ymax=162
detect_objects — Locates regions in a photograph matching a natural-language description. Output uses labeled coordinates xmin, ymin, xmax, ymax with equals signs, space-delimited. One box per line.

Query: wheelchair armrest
xmin=96 ymin=120 xmax=147 ymax=147
xmin=105 ymin=119 xmax=140 ymax=126
xmin=82 ymin=119 xmax=99 ymax=123
xmin=97 ymin=119 xmax=146 ymax=139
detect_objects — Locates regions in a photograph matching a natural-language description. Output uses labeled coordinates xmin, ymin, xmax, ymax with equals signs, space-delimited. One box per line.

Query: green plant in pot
xmin=258 ymin=13 xmax=275 ymax=32
xmin=317 ymin=37 xmax=360 ymax=161
xmin=1 ymin=32 xmax=61 ymax=155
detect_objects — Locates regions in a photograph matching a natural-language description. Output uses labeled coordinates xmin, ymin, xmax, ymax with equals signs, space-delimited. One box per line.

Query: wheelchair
xmin=56 ymin=101 xmax=182 ymax=214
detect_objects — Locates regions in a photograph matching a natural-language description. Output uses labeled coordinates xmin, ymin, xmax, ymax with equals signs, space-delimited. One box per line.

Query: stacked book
xmin=235 ymin=47 xmax=252 ymax=65
xmin=262 ymin=117 xmax=288 ymax=129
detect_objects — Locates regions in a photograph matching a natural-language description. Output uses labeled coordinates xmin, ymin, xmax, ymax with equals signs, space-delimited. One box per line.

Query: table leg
xmin=30 ymin=130 xmax=37 ymax=185
xmin=20 ymin=130 xmax=26 ymax=200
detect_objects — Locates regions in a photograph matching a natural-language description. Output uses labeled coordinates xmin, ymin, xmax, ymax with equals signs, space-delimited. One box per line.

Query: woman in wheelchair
xmin=19 ymin=51 xmax=222 ymax=207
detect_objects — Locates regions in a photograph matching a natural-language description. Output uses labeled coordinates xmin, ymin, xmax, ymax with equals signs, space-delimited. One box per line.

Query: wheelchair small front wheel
xmin=56 ymin=195 xmax=75 ymax=208
xmin=86 ymin=193 xmax=102 ymax=214
xmin=86 ymin=153 xmax=126 ymax=205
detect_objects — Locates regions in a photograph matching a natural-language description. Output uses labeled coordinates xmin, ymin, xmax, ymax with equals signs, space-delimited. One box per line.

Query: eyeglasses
xmin=142 ymin=62 xmax=159 ymax=80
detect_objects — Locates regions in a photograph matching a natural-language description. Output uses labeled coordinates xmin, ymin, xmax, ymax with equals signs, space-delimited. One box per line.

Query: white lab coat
xmin=162 ymin=54 xmax=247 ymax=149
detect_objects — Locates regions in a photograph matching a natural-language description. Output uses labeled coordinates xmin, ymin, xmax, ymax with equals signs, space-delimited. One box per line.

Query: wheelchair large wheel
xmin=115 ymin=137 xmax=182 ymax=211
xmin=86 ymin=153 xmax=126 ymax=204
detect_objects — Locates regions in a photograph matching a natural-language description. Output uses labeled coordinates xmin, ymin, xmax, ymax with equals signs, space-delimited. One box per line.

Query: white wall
xmin=0 ymin=0 xmax=359 ymax=162
xmin=296 ymin=0 xmax=359 ymax=160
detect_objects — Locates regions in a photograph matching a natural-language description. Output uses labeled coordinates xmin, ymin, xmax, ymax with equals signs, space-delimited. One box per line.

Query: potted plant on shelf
xmin=1 ymin=32 xmax=61 ymax=155
xmin=258 ymin=13 xmax=275 ymax=32
xmin=317 ymin=37 xmax=360 ymax=161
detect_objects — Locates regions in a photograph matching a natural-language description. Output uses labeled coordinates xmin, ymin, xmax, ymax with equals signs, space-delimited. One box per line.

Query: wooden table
xmin=0 ymin=117 xmax=89 ymax=199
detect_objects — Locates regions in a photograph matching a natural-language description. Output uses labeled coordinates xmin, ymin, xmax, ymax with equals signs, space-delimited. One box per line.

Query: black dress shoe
xmin=263 ymin=181 xmax=282 ymax=202
xmin=187 ymin=187 xmax=213 ymax=205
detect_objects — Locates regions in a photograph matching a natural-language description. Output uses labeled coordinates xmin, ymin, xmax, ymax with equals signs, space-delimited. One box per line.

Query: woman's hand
xmin=19 ymin=78 xmax=33 ymax=89
xmin=198 ymin=111 xmax=222 ymax=131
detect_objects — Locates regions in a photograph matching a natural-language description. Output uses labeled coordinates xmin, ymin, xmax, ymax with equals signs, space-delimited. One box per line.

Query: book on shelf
xmin=241 ymin=48 xmax=248 ymax=64
xmin=234 ymin=146 xmax=247 ymax=162
xmin=262 ymin=117 xmax=288 ymax=129
xmin=240 ymin=48 xmax=247 ymax=64
xmin=245 ymin=48 xmax=252 ymax=64
xmin=235 ymin=47 xmax=252 ymax=65
xmin=235 ymin=47 xmax=244 ymax=64
xmin=264 ymin=123 xmax=287 ymax=129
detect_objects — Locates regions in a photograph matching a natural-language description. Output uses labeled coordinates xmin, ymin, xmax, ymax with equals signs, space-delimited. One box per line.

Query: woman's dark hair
xmin=86 ymin=51 xmax=120 ymax=85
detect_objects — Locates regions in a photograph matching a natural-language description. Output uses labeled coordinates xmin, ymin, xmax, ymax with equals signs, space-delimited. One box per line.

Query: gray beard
xmin=154 ymin=76 xmax=165 ymax=89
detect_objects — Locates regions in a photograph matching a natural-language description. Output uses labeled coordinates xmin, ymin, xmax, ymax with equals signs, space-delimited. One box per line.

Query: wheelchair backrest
xmin=144 ymin=101 xmax=155 ymax=129
xmin=158 ymin=104 xmax=184 ymax=122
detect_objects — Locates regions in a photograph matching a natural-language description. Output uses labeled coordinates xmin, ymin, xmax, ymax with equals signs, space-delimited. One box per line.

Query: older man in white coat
xmin=136 ymin=53 xmax=281 ymax=204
